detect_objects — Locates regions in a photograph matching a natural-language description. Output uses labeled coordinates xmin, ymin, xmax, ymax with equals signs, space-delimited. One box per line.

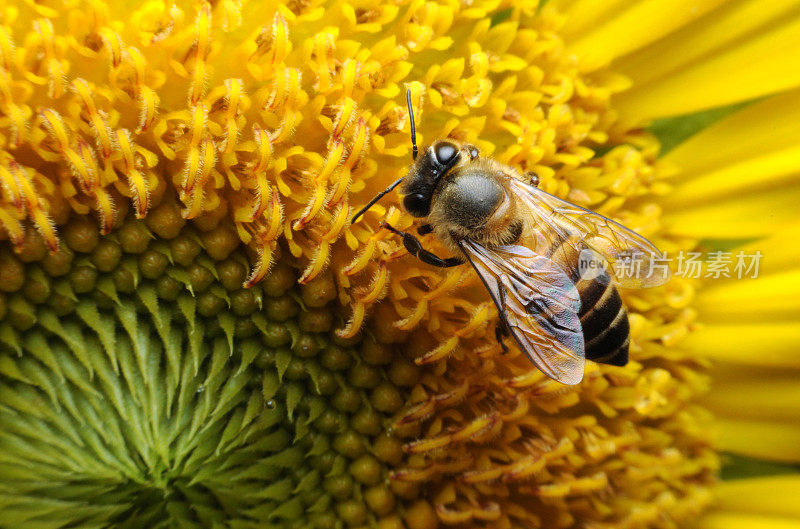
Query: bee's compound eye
xmin=403 ymin=193 xmax=430 ymax=217
xmin=434 ymin=142 xmax=458 ymax=165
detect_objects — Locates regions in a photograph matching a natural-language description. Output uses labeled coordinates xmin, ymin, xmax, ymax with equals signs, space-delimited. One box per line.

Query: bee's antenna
xmin=407 ymin=88 xmax=418 ymax=161
xmin=351 ymin=89 xmax=420 ymax=225
xmin=350 ymin=177 xmax=404 ymax=224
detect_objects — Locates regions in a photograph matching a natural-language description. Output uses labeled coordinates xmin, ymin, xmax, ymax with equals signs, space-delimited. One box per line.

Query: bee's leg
xmin=417 ymin=224 xmax=434 ymax=236
xmin=524 ymin=171 xmax=539 ymax=187
xmin=496 ymin=278 xmax=510 ymax=354
xmin=381 ymin=223 xmax=463 ymax=268
xmin=495 ymin=321 xmax=510 ymax=354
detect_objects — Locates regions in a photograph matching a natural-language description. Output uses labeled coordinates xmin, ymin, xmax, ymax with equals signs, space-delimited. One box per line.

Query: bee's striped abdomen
xmin=576 ymin=271 xmax=629 ymax=366
xmin=542 ymin=236 xmax=631 ymax=367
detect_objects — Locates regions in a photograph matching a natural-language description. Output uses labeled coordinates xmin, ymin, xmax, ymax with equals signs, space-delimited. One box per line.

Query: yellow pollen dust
xmin=0 ymin=0 xmax=715 ymax=527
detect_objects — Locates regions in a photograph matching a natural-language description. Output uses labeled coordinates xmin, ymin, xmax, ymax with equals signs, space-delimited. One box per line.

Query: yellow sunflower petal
xmin=614 ymin=5 xmax=800 ymax=122
xmin=683 ymin=221 xmax=800 ymax=359
xmin=613 ymin=0 xmax=800 ymax=93
xmin=556 ymin=0 xmax=725 ymax=72
xmin=730 ymin=221 xmax=800 ymax=274
xmin=661 ymin=89 xmax=800 ymax=191
xmin=691 ymin=228 xmax=800 ymax=323
xmin=662 ymin=132 xmax=800 ymax=207
xmin=713 ymin=419 xmax=800 ymax=463
xmin=549 ymin=0 xmax=632 ymax=38
xmin=681 ymin=323 xmax=800 ymax=368
xmin=693 ymin=272 xmax=800 ymax=323
xmin=662 ymin=186 xmax=800 ymax=239
xmin=714 ymin=476 xmax=800 ymax=518
xmin=688 ymin=222 xmax=800 ymax=463
xmin=699 ymin=512 xmax=800 ymax=529
xmin=659 ymin=91 xmax=800 ymax=237
xmin=702 ymin=364 xmax=800 ymax=422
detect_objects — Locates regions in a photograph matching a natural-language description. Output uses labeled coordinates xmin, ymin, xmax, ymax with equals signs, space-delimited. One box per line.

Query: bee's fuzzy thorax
xmin=422 ymin=156 xmax=524 ymax=253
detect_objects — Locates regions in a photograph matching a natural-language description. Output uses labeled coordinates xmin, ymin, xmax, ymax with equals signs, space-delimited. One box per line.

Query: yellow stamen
xmin=137 ymin=85 xmax=159 ymax=133
xmin=39 ymin=108 xmax=71 ymax=153
xmin=13 ymin=162 xmax=58 ymax=252
xmin=244 ymin=186 xmax=283 ymax=288
xmin=98 ymin=27 xmax=123 ymax=67
xmin=115 ymin=129 xmax=149 ymax=218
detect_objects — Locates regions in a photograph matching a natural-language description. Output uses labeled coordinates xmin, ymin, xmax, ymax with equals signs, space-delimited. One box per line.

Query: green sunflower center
xmin=0 ymin=206 xmax=424 ymax=529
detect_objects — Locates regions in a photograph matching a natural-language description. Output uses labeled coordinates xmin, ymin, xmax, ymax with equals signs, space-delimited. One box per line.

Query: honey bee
xmin=352 ymin=90 xmax=670 ymax=385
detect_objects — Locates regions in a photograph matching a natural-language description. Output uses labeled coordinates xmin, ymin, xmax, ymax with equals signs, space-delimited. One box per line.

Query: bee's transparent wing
xmin=510 ymin=178 xmax=671 ymax=288
xmin=459 ymin=239 xmax=585 ymax=385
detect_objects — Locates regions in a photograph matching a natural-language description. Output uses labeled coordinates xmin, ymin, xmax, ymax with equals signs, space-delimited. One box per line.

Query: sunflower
xmin=0 ymin=0 xmax=798 ymax=528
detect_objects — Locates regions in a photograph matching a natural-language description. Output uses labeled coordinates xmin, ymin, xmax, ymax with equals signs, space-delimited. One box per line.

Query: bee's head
xmin=402 ymin=140 xmax=481 ymax=217
xmin=349 ymin=87 xmax=481 ymax=225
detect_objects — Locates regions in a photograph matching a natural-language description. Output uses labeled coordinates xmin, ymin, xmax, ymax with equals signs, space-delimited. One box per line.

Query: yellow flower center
xmin=0 ymin=1 xmax=716 ymax=528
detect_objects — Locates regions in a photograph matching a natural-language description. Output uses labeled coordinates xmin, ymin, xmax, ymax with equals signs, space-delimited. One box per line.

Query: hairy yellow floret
xmin=0 ymin=1 xmax=716 ymax=528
